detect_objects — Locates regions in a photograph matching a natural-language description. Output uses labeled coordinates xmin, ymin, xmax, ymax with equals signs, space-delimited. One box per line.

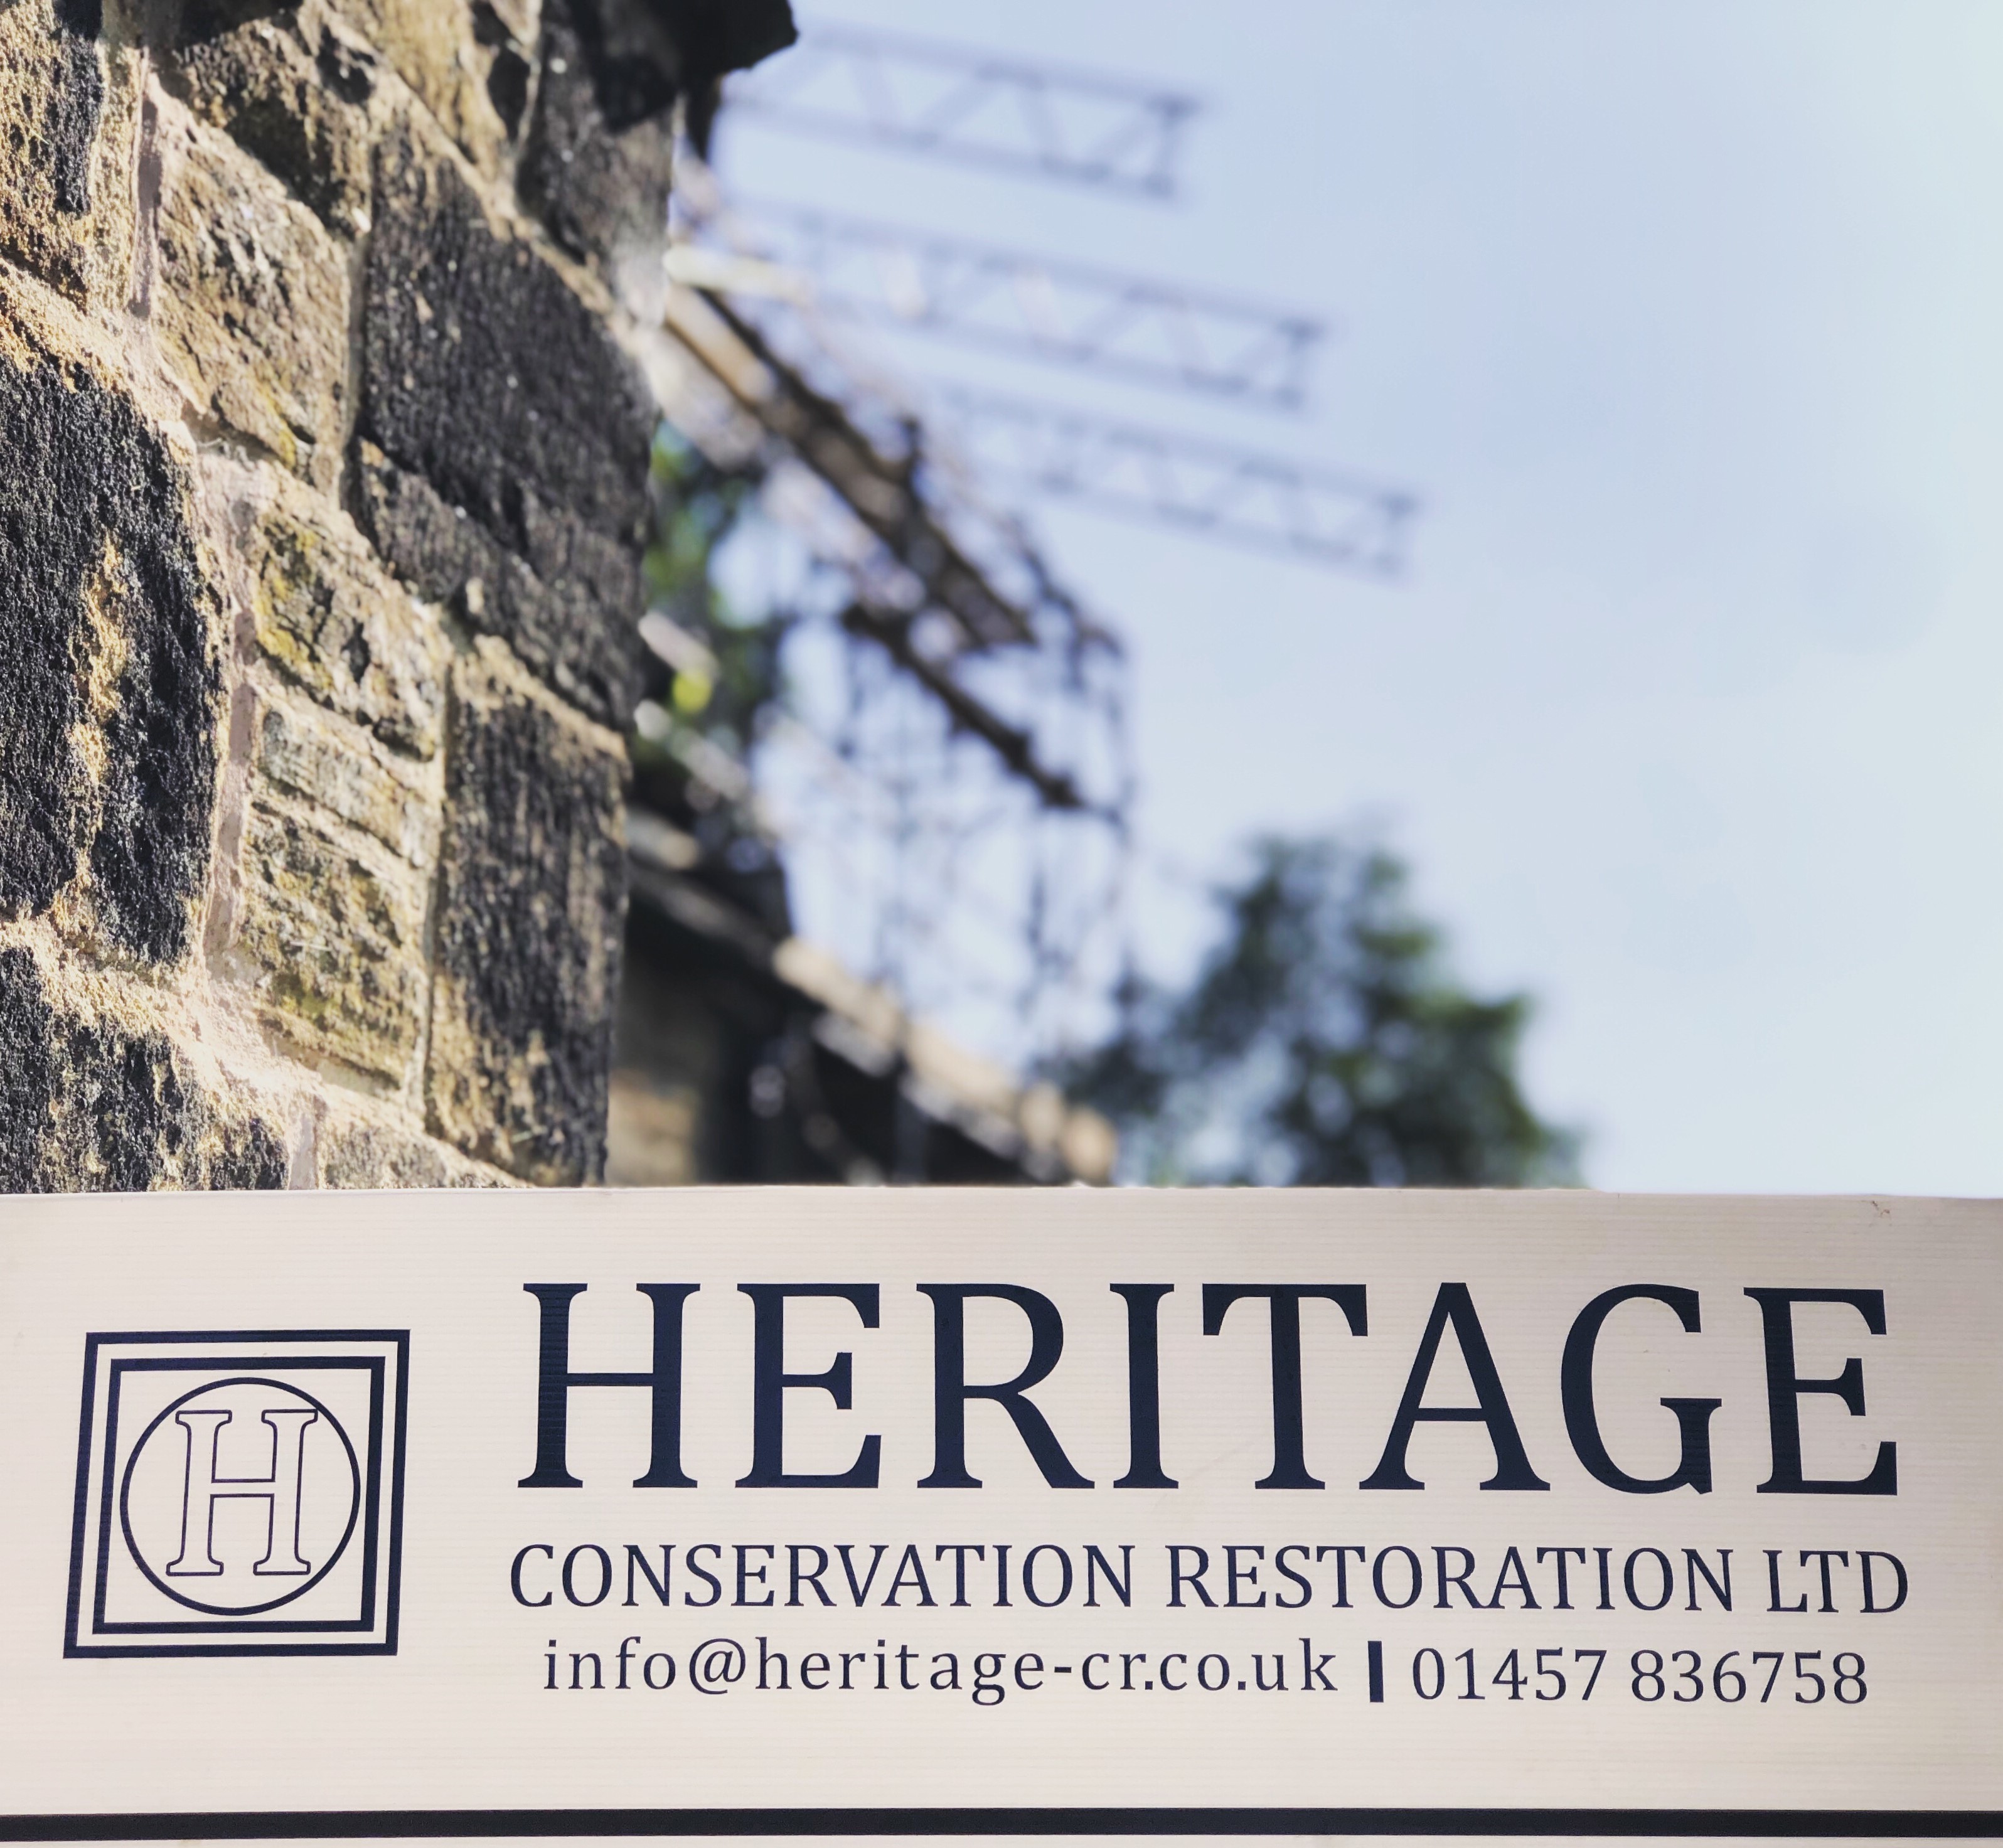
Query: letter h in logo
xmin=67 ymin=1332 xmax=407 ymax=1657
xmin=168 ymin=1401 xmax=318 ymax=1580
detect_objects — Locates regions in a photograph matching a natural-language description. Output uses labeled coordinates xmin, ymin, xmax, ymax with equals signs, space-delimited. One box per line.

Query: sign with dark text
xmin=1 ymin=1189 xmax=1997 ymax=1838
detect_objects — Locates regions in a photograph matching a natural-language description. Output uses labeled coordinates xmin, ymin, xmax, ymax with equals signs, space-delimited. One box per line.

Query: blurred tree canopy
xmin=627 ymin=427 xmax=794 ymax=928
xmin=638 ymin=427 xmax=789 ymax=765
xmin=1065 ymin=836 xmax=1580 ymax=1187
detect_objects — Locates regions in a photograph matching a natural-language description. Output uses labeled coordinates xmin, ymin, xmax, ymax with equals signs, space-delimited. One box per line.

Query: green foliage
xmin=1066 ymin=835 xmax=1580 ymax=1187
xmin=641 ymin=427 xmax=790 ymax=760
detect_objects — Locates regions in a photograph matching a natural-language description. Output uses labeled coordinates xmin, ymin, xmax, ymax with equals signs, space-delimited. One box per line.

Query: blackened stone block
xmin=518 ymin=0 xmax=676 ymax=268
xmin=427 ymin=644 xmax=626 ymax=1185
xmin=356 ymin=122 xmax=653 ymax=724
xmin=0 ymin=948 xmax=289 ymax=1192
xmin=355 ymin=441 xmax=642 ymax=729
xmin=0 ymin=343 xmax=221 ymax=964
xmin=363 ymin=123 xmax=654 ymax=537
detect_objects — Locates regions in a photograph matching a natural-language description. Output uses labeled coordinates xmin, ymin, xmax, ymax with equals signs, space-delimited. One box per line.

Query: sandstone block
xmin=154 ymin=111 xmax=350 ymax=490
xmin=356 ymin=121 xmax=652 ymax=726
xmin=0 ymin=0 xmax=134 ymax=304
xmin=317 ymin=1106 xmax=516 ymax=1187
xmin=168 ymin=1 xmax=380 ymax=236
xmin=246 ymin=476 xmax=447 ymax=757
xmin=253 ymin=694 xmax=439 ymax=867
xmin=427 ymin=643 xmax=626 ymax=1184
xmin=0 ymin=324 xmax=221 ymax=965
xmin=328 ymin=0 xmax=523 ymax=174
xmin=233 ymin=796 xmax=429 ymax=1082
xmin=0 ymin=946 xmax=288 ymax=1192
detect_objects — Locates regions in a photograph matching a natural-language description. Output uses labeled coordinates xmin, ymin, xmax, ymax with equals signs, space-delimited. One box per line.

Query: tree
xmin=1065 ymin=835 xmax=1579 ymax=1187
xmin=635 ymin=426 xmax=791 ymax=790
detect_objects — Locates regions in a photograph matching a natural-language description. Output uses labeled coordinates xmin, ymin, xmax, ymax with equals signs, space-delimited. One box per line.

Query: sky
xmin=714 ymin=1 xmax=2003 ymax=1195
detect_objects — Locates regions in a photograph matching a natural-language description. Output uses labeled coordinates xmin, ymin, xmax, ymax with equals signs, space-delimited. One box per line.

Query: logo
xmin=66 ymin=1332 xmax=407 ymax=1657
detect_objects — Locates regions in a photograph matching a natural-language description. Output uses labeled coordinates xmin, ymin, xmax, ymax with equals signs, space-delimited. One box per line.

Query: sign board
xmin=0 ymin=1187 xmax=1998 ymax=1839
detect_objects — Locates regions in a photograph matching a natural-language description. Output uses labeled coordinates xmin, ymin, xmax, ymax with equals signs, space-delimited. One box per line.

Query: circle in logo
xmin=119 ymin=1375 xmax=361 ymax=1616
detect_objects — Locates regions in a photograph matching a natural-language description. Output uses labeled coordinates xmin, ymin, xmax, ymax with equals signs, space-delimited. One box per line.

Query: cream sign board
xmin=0 ymin=1188 xmax=1997 ymax=1838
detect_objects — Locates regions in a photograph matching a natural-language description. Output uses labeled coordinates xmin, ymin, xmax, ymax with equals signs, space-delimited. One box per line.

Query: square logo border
xmin=64 ymin=1330 xmax=409 ymax=1660
xmin=90 ymin=1354 xmax=387 ymax=1638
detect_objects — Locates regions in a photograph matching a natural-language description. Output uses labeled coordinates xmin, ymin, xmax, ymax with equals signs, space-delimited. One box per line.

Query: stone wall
xmin=0 ymin=0 xmax=794 ymax=1190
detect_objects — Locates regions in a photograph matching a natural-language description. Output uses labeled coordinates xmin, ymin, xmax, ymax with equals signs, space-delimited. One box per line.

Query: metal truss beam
xmin=722 ymin=21 xmax=1199 ymax=198
xmin=935 ymin=389 xmax=1419 ymax=577
xmin=662 ymin=285 xmax=1030 ymax=651
xmin=836 ymin=601 xmax=1092 ymax=814
xmin=651 ymin=283 xmax=1124 ymax=818
xmin=720 ymin=201 xmax=1326 ymax=410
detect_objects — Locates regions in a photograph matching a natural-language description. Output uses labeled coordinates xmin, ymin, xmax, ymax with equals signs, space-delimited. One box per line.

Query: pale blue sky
xmin=718 ymin=2 xmax=2003 ymax=1193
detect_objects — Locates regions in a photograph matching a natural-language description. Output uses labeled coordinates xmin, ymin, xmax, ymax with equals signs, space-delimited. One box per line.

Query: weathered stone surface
xmin=518 ymin=0 xmax=676 ymax=269
xmin=354 ymin=441 xmax=641 ymax=729
xmin=246 ymin=476 xmax=447 ymax=757
xmin=253 ymin=694 xmax=439 ymax=866
xmin=356 ymin=122 xmax=651 ymax=725
xmin=326 ymin=0 xmax=520 ymax=174
xmin=0 ymin=946 xmax=289 ymax=1192
xmin=168 ymin=2 xmax=380 ymax=235
xmin=0 ymin=329 xmax=221 ymax=965
xmin=317 ymin=1106 xmax=516 ymax=1187
xmin=233 ymin=797 xmax=429 ymax=1081
xmin=0 ymin=0 xmax=818 ymax=1201
xmin=427 ymin=643 xmax=626 ymax=1184
xmin=0 ymin=0 xmax=132 ymax=304
xmin=154 ymin=111 xmax=349 ymax=489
